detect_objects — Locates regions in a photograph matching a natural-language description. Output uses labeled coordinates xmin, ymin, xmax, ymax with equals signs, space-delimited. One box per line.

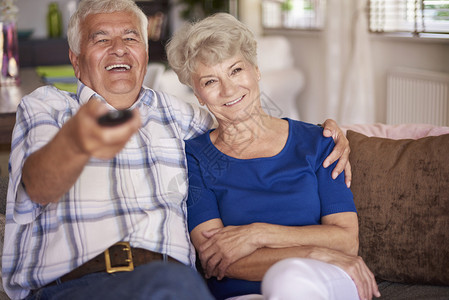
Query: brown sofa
xmin=0 ymin=124 xmax=448 ymax=299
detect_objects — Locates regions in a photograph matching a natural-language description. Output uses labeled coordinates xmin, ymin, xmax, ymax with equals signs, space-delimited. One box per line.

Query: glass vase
xmin=0 ymin=20 xmax=20 ymax=86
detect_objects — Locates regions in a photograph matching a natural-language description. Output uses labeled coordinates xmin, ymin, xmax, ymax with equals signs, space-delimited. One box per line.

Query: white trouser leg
xmin=226 ymin=295 xmax=264 ymax=300
xmin=261 ymin=258 xmax=359 ymax=300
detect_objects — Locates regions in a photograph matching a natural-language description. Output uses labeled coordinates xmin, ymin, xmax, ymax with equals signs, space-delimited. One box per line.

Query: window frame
xmin=260 ymin=0 xmax=449 ymax=41
xmin=261 ymin=0 xmax=326 ymax=31
xmin=369 ymin=0 xmax=449 ymax=38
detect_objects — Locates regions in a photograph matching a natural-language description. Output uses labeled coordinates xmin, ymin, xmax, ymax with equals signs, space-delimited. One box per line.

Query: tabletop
xmin=0 ymin=68 xmax=44 ymax=113
xmin=0 ymin=69 xmax=44 ymax=145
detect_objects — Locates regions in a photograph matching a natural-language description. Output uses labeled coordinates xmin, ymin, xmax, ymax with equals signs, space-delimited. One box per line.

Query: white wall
xmin=16 ymin=0 xmax=77 ymax=38
xmin=370 ymin=37 xmax=449 ymax=123
xmin=267 ymin=30 xmax=449 ymax=124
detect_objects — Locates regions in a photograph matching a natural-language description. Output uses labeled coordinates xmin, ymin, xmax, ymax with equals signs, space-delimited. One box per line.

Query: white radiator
xmin=387 ymin=68 xmax=449 ymax=126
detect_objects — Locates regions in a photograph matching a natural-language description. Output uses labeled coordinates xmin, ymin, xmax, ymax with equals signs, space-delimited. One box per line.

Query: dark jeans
xmin=26 ymin=261 xmax=214 ymax=300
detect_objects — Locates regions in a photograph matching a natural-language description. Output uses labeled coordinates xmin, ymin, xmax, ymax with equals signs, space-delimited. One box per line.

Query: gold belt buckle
xmin=104 ymin=242 xmax=135 ymax=273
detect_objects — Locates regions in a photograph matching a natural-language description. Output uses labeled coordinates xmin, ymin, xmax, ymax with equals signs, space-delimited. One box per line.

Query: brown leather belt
xmin=46 ymin=242 xmax=179 ymax=286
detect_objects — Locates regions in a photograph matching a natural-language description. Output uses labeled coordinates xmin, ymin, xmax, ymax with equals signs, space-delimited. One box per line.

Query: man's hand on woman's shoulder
xmin=321 ymin=119 xmax=352 ymax=188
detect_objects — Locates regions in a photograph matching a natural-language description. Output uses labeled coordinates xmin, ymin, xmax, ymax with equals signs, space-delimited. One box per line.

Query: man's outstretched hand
xmin=71 ymin=98 xmax=141 ymax=160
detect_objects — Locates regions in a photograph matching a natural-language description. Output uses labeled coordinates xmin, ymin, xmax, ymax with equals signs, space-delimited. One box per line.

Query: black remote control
xmin=98 ymin=110 xmax=133 ymax=126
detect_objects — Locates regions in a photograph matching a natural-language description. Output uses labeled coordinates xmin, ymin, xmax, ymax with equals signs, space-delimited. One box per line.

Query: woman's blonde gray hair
xmin=166 ymin=13 xmax=258 ymax=87
xmin=68 ymin=0 xmax=148 ymax=55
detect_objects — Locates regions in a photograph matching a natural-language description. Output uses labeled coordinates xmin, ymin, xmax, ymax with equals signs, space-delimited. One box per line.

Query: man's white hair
xmin=67 ymin=0 xmax=148 ymax=55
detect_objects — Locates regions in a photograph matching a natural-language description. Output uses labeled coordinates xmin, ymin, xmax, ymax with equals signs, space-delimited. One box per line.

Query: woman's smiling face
xmin=192 ymin=53 xmax=262 ymax=123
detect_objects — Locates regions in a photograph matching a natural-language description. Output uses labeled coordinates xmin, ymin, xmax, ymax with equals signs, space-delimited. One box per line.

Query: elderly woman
xmin=166 ymin=13 xmax=380 ymax=300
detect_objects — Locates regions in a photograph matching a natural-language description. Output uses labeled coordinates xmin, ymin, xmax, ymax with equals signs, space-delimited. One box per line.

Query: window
xmin=261 ymin=0 xmax=449 ymax=37
xmin=176 ymin=0 xmax=238 ymax=20
xmin=262 ymin=0 xmax=326 ymax=30
xmin=369 ymin=0 xmax=449 ymax=36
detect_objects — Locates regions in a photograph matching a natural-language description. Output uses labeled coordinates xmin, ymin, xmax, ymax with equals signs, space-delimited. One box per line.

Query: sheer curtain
xmin=324 ymin=0 xmax=375 ymax=124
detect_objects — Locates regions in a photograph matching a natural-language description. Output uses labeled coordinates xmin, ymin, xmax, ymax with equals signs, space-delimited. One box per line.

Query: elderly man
xmin=2 ymin=0 xmax=350 ymax=299
xmin=3 ymin=1 xmax=214 ymax=299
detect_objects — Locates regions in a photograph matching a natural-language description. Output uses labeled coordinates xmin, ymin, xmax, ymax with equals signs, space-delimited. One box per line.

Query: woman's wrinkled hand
xmin=310 ymin=247 xmax=380 ymax=300
xmin=198 ymin=224 xmax=262 ymax=280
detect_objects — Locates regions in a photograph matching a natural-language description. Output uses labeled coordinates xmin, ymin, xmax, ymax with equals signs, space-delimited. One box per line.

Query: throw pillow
xmin=347 ymin=130 xmax=449 ymax=285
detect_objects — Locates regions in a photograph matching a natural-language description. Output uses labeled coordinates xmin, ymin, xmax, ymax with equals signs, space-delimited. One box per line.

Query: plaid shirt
xmin=2 ymin=81 xmax=213 ymax=299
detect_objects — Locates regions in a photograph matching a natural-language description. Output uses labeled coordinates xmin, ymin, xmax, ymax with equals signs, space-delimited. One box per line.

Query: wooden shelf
xmin=19 ymin=38 xmax=70 ymax=68
xmin=18 ymin=37 xmax=168 ymax=68
xmin=0 ymin=113 xmax=16 ymax=146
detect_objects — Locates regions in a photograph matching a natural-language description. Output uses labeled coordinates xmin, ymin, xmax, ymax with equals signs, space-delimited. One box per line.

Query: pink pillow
xmin=342 ymin=123 xmax=449 ymax=139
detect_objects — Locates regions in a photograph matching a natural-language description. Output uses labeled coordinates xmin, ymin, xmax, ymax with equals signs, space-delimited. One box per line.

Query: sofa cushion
xmin=347 ymin=130 xmax=449 ymax=285
xmin=342 ymin=123 xmax=449 ymax=139
xmin=377 ymin=281 xmax=449 ymax=299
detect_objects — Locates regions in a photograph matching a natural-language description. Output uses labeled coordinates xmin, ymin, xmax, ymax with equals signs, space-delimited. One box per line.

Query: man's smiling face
xmin=70 ymin=11 xmax=148 ymax=109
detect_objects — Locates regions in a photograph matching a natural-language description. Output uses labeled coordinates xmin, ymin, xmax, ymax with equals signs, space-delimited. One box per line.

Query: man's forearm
xmin=22 ymin=123 xmax=90 ymax=205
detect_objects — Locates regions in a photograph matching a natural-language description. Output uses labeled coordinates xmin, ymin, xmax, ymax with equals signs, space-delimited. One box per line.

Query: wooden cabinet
xmin=136 ymin=0 xmax=171 ymax=62
xmin=18 ymin=36 xmax=169 ymax=68
xmin=0 ymin=113 xmax=16 ymax=145
xmin=19 ymin=38 xmax=70 ymax=68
